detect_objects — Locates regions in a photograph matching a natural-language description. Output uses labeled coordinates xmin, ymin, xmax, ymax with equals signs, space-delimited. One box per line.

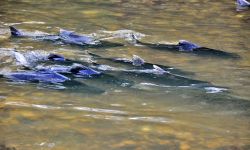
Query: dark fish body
xmin=236 ymin=0 xmax=250 ymax=11
xmin=111 ymin=58 xmax=194 ymax=75
xmin=4 ymin=70 xmax=70 ymax=83
xmin=85 ymin=73 xmax=135 ymax=88
xmin=59 ymin=29 xmax=124 ymax=48
xmin=9 ymin=26 xmax=60 ymax=42
xmin=59 ymin=29 xmax=97 ymax=45
xmin=132 ymin=36 xmax=240 ymax=59
xmin=105 ymin=69 xmax=208 ymax=87
xmin=136 ymin=40 xmax=180 ymax=51
xmin=60 ymin=80 xmax=105 ymax=94
xmin=9 ymin=26 xmax=123 ymax=48
xmin=36 ymin=63 xmax=101 ymax=78
xmin=8 ymin=49 xmax=222 ymax=91
xmin=68 ymin=64 xmax=101 ymax=77
xmin=192 ymin=47 xmax=240 ymax=58
xmin=237 ymin=0 xmax=250 ymax=7
xmin=1 ymin=67 xmax=104 ymax=93
xmin=88 ymin=52 xmax=194 ymax=76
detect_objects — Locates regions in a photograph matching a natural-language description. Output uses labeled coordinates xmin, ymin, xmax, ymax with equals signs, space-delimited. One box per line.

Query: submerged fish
xmin=236 ymin=0 xmax=250 ymax=7
xmin=3 ymin=70 xmax=70 ymax=83
xmin=1 ymin=69 xmax=105 ymax=93
xmin=83 ymin=54 xmax=207 ymax=87
xmin=38 ymin=63 xmax=101 ymax=77
xmin=34 ymin=52 xmax=208 ymax=87
xmin=86 ymin=54 xmax=220 ymax=88
xmin=237 ymin=0 xmax=250 ymax=11
xmin=10 ymin=51 xmax=224 ymax=90
xmin=94 ymin=64 xmax=209 ymax=87
xmin=11 ymin=51 xmax=132 ymax=87
xmin=59 ymin=29 xmax=100 ymax=45
xmin=12 ymin=51 xmax=67 ymax=68
xmin=9 ymin=26 xmax=124 ymax=48
xmin=88 ymin=52 xmax=194 ymax=76
xmin=131 ymin=34 xmax=240 ymax=59
xmin=9 ymin=26 xmax=60 ymax=41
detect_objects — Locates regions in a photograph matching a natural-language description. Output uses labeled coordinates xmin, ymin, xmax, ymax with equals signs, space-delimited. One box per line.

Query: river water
xmin=0 ymin=0 xmax=250 ymax=150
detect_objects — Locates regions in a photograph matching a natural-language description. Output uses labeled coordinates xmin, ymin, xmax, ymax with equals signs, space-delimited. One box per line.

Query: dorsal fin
xmin=9 ymin=26 xmax=22 ymax=36
xmin=59 ymin=29 xmax=75 ymax=36
xmin=153 ymin=65 xmax=167 ymax=74
xmin=132 ymin=55 xmax=145 ymax=66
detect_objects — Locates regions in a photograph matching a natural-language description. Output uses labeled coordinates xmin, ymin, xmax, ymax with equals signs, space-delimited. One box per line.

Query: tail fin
xmin=9 ymin=26 xmax=22 ymax=36
xmin=12 ymin=51 xmax=29 ymax=67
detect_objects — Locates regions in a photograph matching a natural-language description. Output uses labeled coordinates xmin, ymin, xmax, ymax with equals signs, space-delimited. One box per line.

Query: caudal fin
xmin=9 ymin=26 xmax=22 ymax=36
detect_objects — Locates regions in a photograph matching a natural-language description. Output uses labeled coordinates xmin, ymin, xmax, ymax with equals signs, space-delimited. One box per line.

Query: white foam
xmin=204 ymin=87 xmax=227 ymax=94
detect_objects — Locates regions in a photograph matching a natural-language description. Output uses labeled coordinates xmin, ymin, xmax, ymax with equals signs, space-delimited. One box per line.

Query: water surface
xmin=0 ymin=0 xmax=250 ymax=150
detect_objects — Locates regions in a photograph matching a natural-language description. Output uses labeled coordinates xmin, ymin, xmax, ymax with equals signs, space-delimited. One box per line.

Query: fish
xmin=9 ymin=26 xmax=60 ymax=41
xmin=130 ymin=34 xmax=240 ymax=59
xmin=237 ymin=0 xmax=250 ymax=7
xmin=11 ymin=51 xmax=132 ymax=88
xmin=1 ymin=69 xmax=105 ymax=93
xmin=85 ymin=54 xmax=218 ymax=88
xmin=59 ymin=29 xmax=99 ymax=45
xmin=37 ymin=64 xmax=135 ymax=88
xmin=58 ymin=29 xmax=124 ymax=48
xmin=4 ymin=70 xmax=70 ymax=83
xmin=12 ymin=51 xmax=67 ymax=68
xmin=10 ymin=51 xmax=223 ymax=90
xmin=38 ymin=63 xmax=101 ymax=77
xmin=0 ymin=63 xmax=105 ymax=92
xmin=9 ymin=26 xmax=124 ymax=48
xmin=13 ymin=51 xmax=101 ymax=77
xmin=34 ymin=52 xmax=209 ymax=88
xmin=88 ymin=52 xmax=194 ymax=76
xmin=236 ymin=0 xmax=250 ymax=11
xmin=94 ymin=63 xmax=210 ymax=88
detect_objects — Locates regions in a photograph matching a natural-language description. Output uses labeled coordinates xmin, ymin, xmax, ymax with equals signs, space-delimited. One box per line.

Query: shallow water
xmin=0 ymin=0 xmax=250 ymax=150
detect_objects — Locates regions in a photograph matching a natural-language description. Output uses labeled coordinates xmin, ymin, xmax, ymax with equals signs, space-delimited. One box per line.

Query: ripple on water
xmin=4 ymin=101 xmax=172 ymax=124
xmin=5 ymin=101 xmax=127 ymax=114
xmin=84 ymin=114 xmax=172 ymax=124
xmin=128 ymin=116 xmax=171 ymax=123
xmin=4 ymin=21 xmax=46 ymax=26
xmin=73 ymin=106 xmax=128 ymax=115
xmin=204 ymin=87 xmax=228 ymax=94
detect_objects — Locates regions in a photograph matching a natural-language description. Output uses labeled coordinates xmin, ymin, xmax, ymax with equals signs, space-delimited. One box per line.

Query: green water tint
xmin=0 ymin=0 xmax=250 ymax=150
